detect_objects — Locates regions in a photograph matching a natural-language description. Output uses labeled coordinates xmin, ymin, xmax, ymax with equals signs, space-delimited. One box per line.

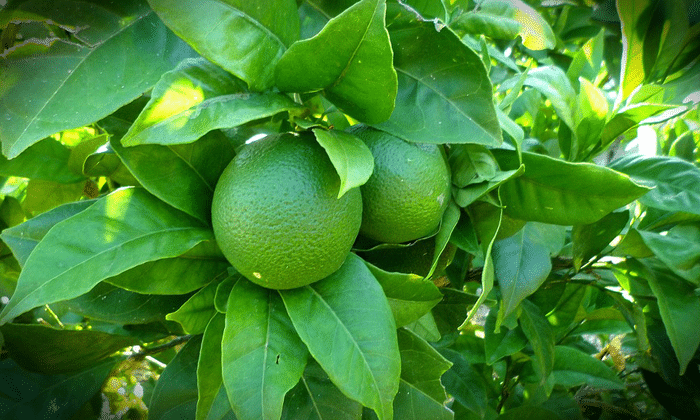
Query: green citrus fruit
xmin=350 ymin=126 xmax=451 ymax=244
xmin=211 ymin=132 xmax=362 ymax=289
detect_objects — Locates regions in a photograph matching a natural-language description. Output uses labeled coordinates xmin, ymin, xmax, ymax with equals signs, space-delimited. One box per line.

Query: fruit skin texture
xmin=211 ymin=133 xmax=362 ymax=289
xmin=350 ymin=126 xmax=451 ymax=244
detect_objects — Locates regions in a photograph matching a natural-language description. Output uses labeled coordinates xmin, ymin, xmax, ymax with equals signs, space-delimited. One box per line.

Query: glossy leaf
xmin=493 ymin=228 xmax=552 ymax=319
xmin=523 ymin=66 xmax=576 ymax=129
xmin=609 ymin=154 xmax=700 ymax=216
xmin=494 ymin=150 xmax=650 ymax=225
xmin=313 ymin=129 xmax=374 ymax=198
xmin=280 ymin=253 xmax=400 ymax=420
xmin=574 ymin=78 xmax=609 ymax=159
xmin=394 ymin=328 xmax=453 ymax=420
xmin=166 ymin=280 xmax=219 ymax=334
xmin=147 ymin=0 xmax=299 ymax=91
xmin=222 ymin=278 xmax=308 ymax=420
xmin=0 ymin=0 xmax=196 ymax=158
xmin=0 ymin=357 xmax=115 ymax=419
xmin=452 ymin=167 xmax=524 ymax=208
xmin=600 ymin=102 xmax=678 ymax=146
xmin=364 ymin=261 xmax=443 ymax=328
xmin=276 ymin=0 xmax=397 ymax=124
xmin=644 ymin=260 xmax=700 ymax=375
xmin=572 ymin=210 xmax=629 ymax=270
xmin=519 ymin=300 xmax=555 ymax=386
xmin=0 ymin=200 xmax=95 ymax=267
xmin=616 ymin=0 xmax=653 ymax=101
xmin=0 ymin=188 xmax=212 ymax=323
xmin=281 ymin=361 xmax=363 ymax=420
xmin=121 ymin=58 xmax=301 ymax=147
xmin=215 ymin=274 xmax=240 ymax=314
xmin=452 ymin=0 xmax=555 ymax=51
xmin=0 ymin=139 xmax=85 ymax=183
xmin=0 ymin=323 xmax=134 ymax=374
xmin=149 ymin=335 xmax=201 ymax=420
xmin=375 ymin=17 xmax=501 ymax=146
xmin=552 ymin=346 xmax=623 ymax=389
xmin=197 ymin=314 xmax=237 ymax=420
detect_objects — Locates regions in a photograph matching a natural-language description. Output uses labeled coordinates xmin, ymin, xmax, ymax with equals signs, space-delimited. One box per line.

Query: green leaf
xmin=0 ymin=1 xmax=196 ymax=158
xmin=0 ymin=199 xmax=95 ymax=267
xmin=523 ymin=66 xmax=577 ymax=129
xmin=609 ymin=154 xmax=700 ymax=216
xmin=149 ymin=335 xmax=201 ymax=420
xmin=494 ymin=405 xmax=564 ymax=420
xmin=0 ymin=188 xmax=213 ymax=323
xmin=276 ymin=0 xmax=397 ymax=124
xmin=566 ymin=29 xmax=605 ymax=86
xmin=519 ymin=300 xmax=555 ymax=386
xmin=453 ymin=167 xmax=524 ymax=208
xmin=197 ymin=314 xmax=237 ymax=420
xmin=644 ymin=260 xmax=700 ymax=375
xmin=616 ymin=0 xmax=654 ymax=101
xmin=394 ymin=328 xmax=453 ymax=420
xmin=552 ymin=345 xmax=623 ymax=389
xmin=636 ymin=226 xmax=700 ymax=285
xmin=364 ymin=261 xmax=443 ymax=328
xmin=437 ymin=348 xmax=488 ymax=417
xmin=22 ymin=179 xmax=86 ymax=216
xmin=147 ymin=0 xmax=299 ymax=91
xmin=112 ymin=131 xmax=235 ymax=224
xmin=222 ymin=278 xmax=308 ymax=420
xmin=313 ymin=129 xmax=374 ymax=198
xmin=166 ymin=280 xmax=219 ymax=335
xmin=375 ymin=17 xmax=501 ymax=146
xmin=452 ymin=0 xmax=555 ymax=51
xmin=280 ymin=253 xmax=400 ymax=420
xmin=121 ymin=58 xmax=302 ymax=147
xmin=58 ymin=282 xmax=190 ymax=325
xmin=572 ymin=210 xmax=629 ymax=271
xmin=574 ymin=78 xmax=609 ymax=159
xmin=0 ymin=357 xmax=115 ymax=419
xmin=493 ymin=229 xmax=552 ymax=319
xmin=0 ymin=138 xmax=85 ymax=183
xmin=215 ymin=274 xmax=240 ymax=314
xmin=600 ymin=103 xmax=678 ymax=146
xmin=281 ymin=361 xmax=363 ymax=420
xmin=494 ymin=150 xmax=650 ymax=225
xmin=484 ymin=308 xmax=527 ymax=365
xmin=0 ymin=323 xmax=134 ymax=375
xmin=426 ymin=201 xmax=460 ymax=279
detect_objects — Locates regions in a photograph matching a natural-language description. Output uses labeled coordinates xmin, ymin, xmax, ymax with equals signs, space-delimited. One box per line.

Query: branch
xmin=131 ymin=335 xmax=192 ymax=359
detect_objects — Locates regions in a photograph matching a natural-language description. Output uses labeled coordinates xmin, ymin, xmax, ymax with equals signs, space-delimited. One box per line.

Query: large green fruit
xmin=211 ymin=133 xmax=362 ymax=289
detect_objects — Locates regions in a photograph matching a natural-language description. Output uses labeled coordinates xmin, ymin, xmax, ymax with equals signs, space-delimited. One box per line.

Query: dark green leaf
xmin=426 ymin=201 xmax=460 ymax=279
xmin=149 ymin=335 xmax=201 ymax=420
xmin=453 ymin=167 xmax=524 ymax=208
xmin=0 ymin=139 xmax=84 ymax=183
xmin=121 ymin=58 xmax=301 ymax=147
xmin=552 ymin=345 xmax=623 ymax=389
xmin=572 ymin=210 xmax=629 ymax=270
xmin=437 ymin=348 xmax=488 ymax=418
xmin=519 ymin=300 xmax=555 ymax=386
xmin=0 ymin=188 xmax=212 ymax=323
xmin=375 ymin=18 xmax=501 ymax=146
xmin=147 ymin=0 xmax=299 ymax=91
xmin=314 ymin=129 xmax=374 ymax=198
xmin=484 ymin=308 xmax=527 ymax=365
xmin=636 ymin=226 xmax=700 ymax=285
xmin=215 ymin=274 xmax=240 ymax=314
xmin=166 ymin=280 xmax=219 ymax=334
xmin=276 ymin=0 xmax=397 ymax=124
xmin=0 ymin=323 xmax=135 ymax=374
xmin=0 ymin=1 xmax=196 ymax=158
xmin=280 ymin=253 xmax=400 ymax=420
xmin=222 ymin=279 xmax=308 ymax=420
xmin=494 ymin=150 xmax=650 ymax=225
xmin=197 ymin=314 xmax=237 ymax=420
xmin=494 ymin=405 xmax=563 ymax=420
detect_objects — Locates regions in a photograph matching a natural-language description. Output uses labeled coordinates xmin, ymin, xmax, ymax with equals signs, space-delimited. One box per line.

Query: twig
xmin=131 ymin=335 xmax=192 ymax=359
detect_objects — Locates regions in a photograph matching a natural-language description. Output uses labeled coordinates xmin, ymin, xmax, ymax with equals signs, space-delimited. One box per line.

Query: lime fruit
xmin=211 ymin=132 xmax=362 ymax=289
xmin=350 ymin=126 xmax=451 ymax=244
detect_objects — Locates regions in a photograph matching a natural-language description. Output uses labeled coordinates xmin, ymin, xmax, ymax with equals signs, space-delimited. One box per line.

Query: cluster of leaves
xmin=0 ymin=0 xmax=699 ymax=419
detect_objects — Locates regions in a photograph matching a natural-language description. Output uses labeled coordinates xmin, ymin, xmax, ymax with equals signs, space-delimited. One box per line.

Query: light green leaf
xmin=0 ymin=1 xmax=196 ymax=158
xmin=523 ymin=66 xmax=576 ymax=129
xmin=276 ymin=0 xmax=397 ymax=124
xmin=452 ymin=0 xmax=555 ymax=50
xmin=197 ymin=314 xmax=237 ymax=420
xmin=636 ymin=226 xmax=700 ymax=285
xmin=222 ymin=279 xmax=308 ymax=420
xmin=600 ymin=103 xmax=678 ymax=147
xmin=0 ymin=138 xmax=85 ymax=183
xmin=0 ymin=188 xmax=212 ymax=324
xmin=575 ymin=78 xmax=609 ymax=159
xmin=644 ymin=260 xmax=700 ymax=375
xmin=281 ymin=361 xmax=363 ymax=420
xmin=453 ymin=167 xmax=524 ymax=208
xmin=147 ymin=0 xmax=299 ymax=91
xmin=609 ymin=154 xmax=700 ymax=216
xmin=149 ymin=336 xmax=200 ymax=420
xmin=313 ymin=129 xmax=374 ymax=198
xmin=121 ymin=58 xmax=302 ymax=147
xmin=616 ymin=0 xmax=654 ymax=101
xmin=494 ymin=150 xmax=650 ymax=225
xmin=552 ymin=345 xmax=623 ymax=389
xmin=375 ymin=17 xmax=501 ymax=146
xmin=280 ymin=253 xmax=400 ymax=420
xmin=215 ymin=274 xmax=240 ymax=314
xmin=519 ymin=300 xmax=555 ymax=386
xmin=449 ymin=144 xmax=499 ymax=188
xmin=566 ymin=29 xmax=605 ymax=86
xmin=426 ymin=201 xmax=460 ymax=279
xmin=394 ymin=328 xmax=453 ymax=420
xmin=166 ymin=280 xmax=219 ymax=335
xmin=364 ymin=261 xmax=443 ymax=328
xmin=493 ymin=229 xmax=552 ymax=319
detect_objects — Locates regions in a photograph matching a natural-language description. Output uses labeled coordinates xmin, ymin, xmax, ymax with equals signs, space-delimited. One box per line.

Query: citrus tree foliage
xmin=1 ymin=0 xmax=700 ymax=419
